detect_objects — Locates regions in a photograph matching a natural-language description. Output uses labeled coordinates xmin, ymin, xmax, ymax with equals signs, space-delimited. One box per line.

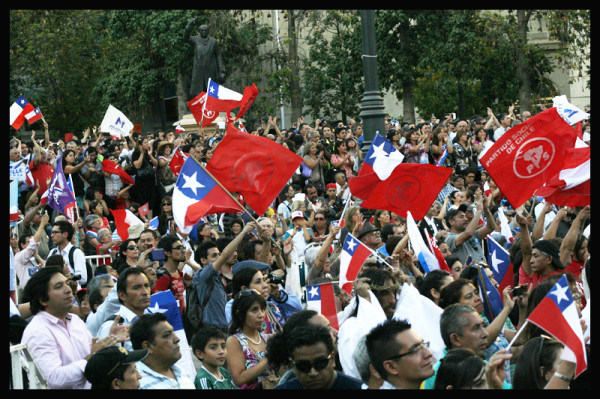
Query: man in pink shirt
xmin=21 ymin=267 xmax=126 ymax=389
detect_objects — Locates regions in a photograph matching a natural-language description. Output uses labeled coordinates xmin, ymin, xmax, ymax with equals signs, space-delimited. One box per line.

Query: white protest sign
xmin=100 ymin=105 xmax=134 ymax=138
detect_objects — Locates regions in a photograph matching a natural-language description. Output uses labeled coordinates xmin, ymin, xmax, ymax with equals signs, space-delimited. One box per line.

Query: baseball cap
xmin=291 ymin=211 xmax=305 ymax=220
xmin=84 ymin=346 xmax=148 ymax=387
xmin=232 ymin=260 xmax=270 ymax=275
xmin=532 ymin=239 xmax=565 ymax=269
xmin=445 ymin=203 xmax=471 ymax=221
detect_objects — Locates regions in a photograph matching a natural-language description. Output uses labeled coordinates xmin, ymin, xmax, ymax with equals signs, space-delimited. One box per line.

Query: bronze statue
xmin=185 ymin=18 xmax=226 ymax=99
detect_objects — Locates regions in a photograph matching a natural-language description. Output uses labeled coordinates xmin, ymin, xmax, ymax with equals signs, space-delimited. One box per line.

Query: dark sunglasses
xmin=162 ymin=202 xmax=171 ymax=206
xmin=314 ymin=217 xmax=326 ymax=221
xmin=293 ymin=353 xmax=333 ymax=373
xmin=127 ymin=245 xmax=138 ymax=250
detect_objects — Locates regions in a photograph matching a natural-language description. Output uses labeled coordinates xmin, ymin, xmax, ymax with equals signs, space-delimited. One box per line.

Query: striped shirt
xmin=137 ymin=361 xmax=196 ymax=389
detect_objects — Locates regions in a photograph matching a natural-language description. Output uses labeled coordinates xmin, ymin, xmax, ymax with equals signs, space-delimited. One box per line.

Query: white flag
xmin=100 ymin=105 xmax=134 ymax=139
xmin=552 ymin=95 xmax=590 ymax=125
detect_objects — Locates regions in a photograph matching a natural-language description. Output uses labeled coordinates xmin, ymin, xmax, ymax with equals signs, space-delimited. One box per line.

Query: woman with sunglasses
xmin=157 ymin=196 xmax=173 ymax=236
xmin=112 ymin=239 xmax=140 ymax=275
xmin=226 ymin=289 xmax=271 ymax=389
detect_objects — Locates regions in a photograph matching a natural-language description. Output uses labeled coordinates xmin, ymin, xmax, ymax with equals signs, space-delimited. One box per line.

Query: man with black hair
xmin=275 ymin=324 xmax=362 ymax=389
xmin=366 ymin=318 xmax=435 ymax=389
xmin=97 ymin=267 xmax=152 ymax=350
xmin=21 ymin=267 xmax=125 ymax=389
xmin=445 ymin=195 xmax=495 ymax=265
xmin=192 ymin=221 xmax=257 ymax=331
xmin=155 ymin=235 xmax=187 ymax=312
xmin=130 ymin=313 xmax=196 ymax=389
xmin=47 ymin=220 xmax=89 ymax=287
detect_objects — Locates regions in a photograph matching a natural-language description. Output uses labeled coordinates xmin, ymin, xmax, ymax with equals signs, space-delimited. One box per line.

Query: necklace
xmin=243 ymin=331 xmax=262 ymax=345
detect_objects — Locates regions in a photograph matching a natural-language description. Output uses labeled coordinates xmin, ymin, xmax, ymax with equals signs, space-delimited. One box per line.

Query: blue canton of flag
xmin=486 ymin=235 xmax=511 ymax=285
xmin=477 ymin=265 xmax=504 ymax=321
xmin=148 ymin=216 xmax=159 ymax=230
xmin=547 ymin=275 xmax=575 ymax=312
xmin=363 ymin=132 xmax=405 ymax=180
xmin=145 ymin=290 xmax=196 ymax=381
xmin=147 ymin=290 xmax=184 ymax=331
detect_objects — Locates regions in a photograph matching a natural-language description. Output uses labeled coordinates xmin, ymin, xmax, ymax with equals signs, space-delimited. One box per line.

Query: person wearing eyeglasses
xmin=154 ymin=235 xmax=187 ymax=313
xmin=275 ymin=324 xmax=362 ymax=389
xmin=365 ymin=318 xmax=435 ymax=390
xmin=113 ymin=239 xmax=141 ymax=275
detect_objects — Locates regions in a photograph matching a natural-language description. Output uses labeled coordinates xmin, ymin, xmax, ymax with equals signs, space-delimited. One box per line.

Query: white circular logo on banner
xmin=512 ymin=137 xmax=555 ymax=179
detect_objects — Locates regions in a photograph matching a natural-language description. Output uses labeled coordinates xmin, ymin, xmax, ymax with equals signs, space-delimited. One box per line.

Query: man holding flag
xmin=444 ymin=195 xmax=495 ymax=265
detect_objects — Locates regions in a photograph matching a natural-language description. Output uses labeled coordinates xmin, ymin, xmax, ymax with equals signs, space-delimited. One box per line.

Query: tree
xmin=302 ymin=10 xmax=363 ymax=123
xmin=10 ymin=10 xmax=105 ymax=135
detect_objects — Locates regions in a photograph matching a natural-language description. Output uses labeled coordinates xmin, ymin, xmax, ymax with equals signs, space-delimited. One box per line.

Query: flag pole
xmin=190 ymin=154 xmax=282 ymax=251
xmin=505 ymin=320 xmax=529 ymax=352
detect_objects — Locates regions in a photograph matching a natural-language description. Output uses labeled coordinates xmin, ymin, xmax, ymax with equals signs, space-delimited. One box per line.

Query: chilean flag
xmin=306 ymin=283 xmax=339 ymax=330
xmin=25 ymin=107 xmax=44 ymax=124
xmin=527 ymin=275 xmax=588 ymax=377
xmin=172 ymin=156 xmax=243 ymax=234
xmin=348 ymin=132 xmax=404 ymax=200
xmin=435 ymin=144 xmax=448 ymax=166
xmin=486 ymin=235 xmax=514 ymax=298
xmin=338 ymin=233 xmax=372 ymax=295
xmin=477 ymin=264 xmax=504 ymax=321
xmin=534 ymin=140 xmax=590 ymax=207
xmin=425 ymin=230 xmax=451 ymax=273
xmin=349 ymin=133 xmax=452 ymax=220
xmin=204 ymin=78 xmax=243 ymax=113
xmin=101 ymin=159 xmax=135 ymax=185
xmin=10 ymin=95 xmax=35 ymax=130
xmin=169 ymin=147 xmax=188 ymax=177
xmin=406 ymin=211 xmax=441 ymax=273
xmin=110 ymin=208 xmax=145 ymax=240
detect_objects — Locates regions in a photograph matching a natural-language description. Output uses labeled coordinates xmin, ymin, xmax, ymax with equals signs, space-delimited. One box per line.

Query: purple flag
xmin=46 ymin=156 xmax=77 ymax=222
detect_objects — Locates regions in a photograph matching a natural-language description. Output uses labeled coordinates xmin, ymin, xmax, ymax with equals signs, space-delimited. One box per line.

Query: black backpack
xmin=183 ymin=277 xmax=214 ymax=340
xmin=50 ymin=246 xmax=93 ymax=288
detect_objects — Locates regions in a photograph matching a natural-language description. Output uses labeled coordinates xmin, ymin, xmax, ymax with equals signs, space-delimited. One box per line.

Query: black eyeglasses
xmin=386 ymin=341 xmax=430 ymax=362
xmin=293 ymin=353 xmax=333 ymax=373
xmin=172 ymin=245 xmax=184 ymax=251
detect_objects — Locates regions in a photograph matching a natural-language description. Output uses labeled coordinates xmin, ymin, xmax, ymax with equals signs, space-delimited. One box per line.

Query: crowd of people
xmin=9 ymin=105 xmax=591 ymax=390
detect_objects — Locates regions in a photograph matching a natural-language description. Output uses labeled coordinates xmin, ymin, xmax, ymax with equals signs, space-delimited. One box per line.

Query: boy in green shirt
xmin=192 ymin=327 xmax=237 ymax=389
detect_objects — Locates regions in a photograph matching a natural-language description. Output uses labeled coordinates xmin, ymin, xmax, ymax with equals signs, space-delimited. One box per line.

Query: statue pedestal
xmin=173 ymin=113 xmax=236 ymax=135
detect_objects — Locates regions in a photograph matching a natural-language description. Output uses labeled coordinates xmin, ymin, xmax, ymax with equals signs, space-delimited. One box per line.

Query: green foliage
xmin=302 ymin=10 xmax=363 ymax=122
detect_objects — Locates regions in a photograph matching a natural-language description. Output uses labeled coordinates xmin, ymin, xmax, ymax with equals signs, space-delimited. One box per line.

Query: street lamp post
xmin=359 ymin=9 xmax=386 ymax=156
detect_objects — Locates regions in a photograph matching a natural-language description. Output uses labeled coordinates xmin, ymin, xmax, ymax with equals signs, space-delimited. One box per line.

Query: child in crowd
xmin=192 ymin=327 xmax=237 ymax=389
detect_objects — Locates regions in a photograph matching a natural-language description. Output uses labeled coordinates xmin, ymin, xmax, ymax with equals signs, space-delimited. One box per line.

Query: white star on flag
xmin=551 ymin=284 xmax=570 ymax=305
xmin=147 ymin=302 xmax=168 ymax=314
xmin=309 ymin=285 xmax=319 ymax=298
xmin=181 ymin=171 xmax=204 ymax=196
xmin=346 ymin=238 xmax=357 ymax=252
xmin=490 ymin=250 xmax=501 ymax=274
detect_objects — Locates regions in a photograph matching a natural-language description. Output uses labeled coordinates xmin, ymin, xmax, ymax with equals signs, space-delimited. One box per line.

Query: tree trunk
xmin=288 ymin=10 xmax=303 ymax=124
xmin=402 ymin=78 xmax=415 ymax=124
xmin=517 ymin=10 xmax=532 ymax=115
